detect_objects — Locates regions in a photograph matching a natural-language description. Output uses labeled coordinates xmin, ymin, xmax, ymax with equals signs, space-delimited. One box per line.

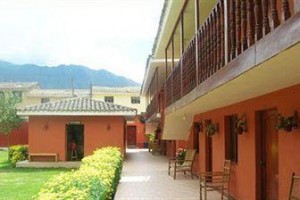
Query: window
xmin=104 ymin=96 xmax=114 ymax=103
xmin=41 ymin=98 xmax=50 ymax=103
xmin=12 ymin=91 xmax=22 ymax=101
xmin=131 ymin=96 xmax=140 ymax=104
xmin=225 ymin=115 xmax=238 ymax=162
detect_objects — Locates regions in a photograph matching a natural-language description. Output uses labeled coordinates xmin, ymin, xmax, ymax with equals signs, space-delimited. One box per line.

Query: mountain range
xmin=0 ymin=60 xmax=140 ymax=89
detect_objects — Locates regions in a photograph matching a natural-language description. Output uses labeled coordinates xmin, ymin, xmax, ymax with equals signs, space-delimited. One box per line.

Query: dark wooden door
xmin=127 ymin=126 xmax=137 ymax=146
xmin=206 ymin=135 xmax=212 ymax=172
xmin=257 ymin=109 xmax=279 ymax=200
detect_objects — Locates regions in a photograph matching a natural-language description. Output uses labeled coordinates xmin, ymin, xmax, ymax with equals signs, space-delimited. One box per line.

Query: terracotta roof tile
xmin=18 ymin=97 xmax=136 ymax=115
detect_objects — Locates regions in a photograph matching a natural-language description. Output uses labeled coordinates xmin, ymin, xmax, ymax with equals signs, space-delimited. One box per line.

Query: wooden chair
xmin=168 ymin=149 xmax=196 ymax=180
xmin=289 ymin=172 xmax=300 ymax=200
xmin=199 ymin=160 xmax=231 ymax=200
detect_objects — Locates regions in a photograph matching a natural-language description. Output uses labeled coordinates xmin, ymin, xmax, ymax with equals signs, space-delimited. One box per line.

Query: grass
xmin=0 ymin=149 xmax=71 ymax=200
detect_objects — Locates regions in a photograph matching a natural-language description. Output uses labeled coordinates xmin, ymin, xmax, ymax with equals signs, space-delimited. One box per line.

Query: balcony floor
xmin=115 ymin=149 xmax=223 ymax=200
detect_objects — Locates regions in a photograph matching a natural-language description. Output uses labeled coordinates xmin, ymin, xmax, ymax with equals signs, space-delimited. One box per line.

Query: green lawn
xmin=0 ymin=150 xmax=70 ymax=200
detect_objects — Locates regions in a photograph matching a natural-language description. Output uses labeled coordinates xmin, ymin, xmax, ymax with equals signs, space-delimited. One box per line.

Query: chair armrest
xmin=200 ymin=171 xmax=223 ymax=175
xmin=199 ymin=171 xmax=223 ymax=178
xmin=182 ymin=159 xmax=194 ymax=162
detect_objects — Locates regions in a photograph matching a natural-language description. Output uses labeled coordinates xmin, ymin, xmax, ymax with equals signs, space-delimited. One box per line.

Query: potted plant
xmin=205 ymin=123 xmax=218 ymax=137
xmin=176 ymin=148 xmax=186 ymax=165
xmin=234 ymin=114 xmax=247 ymax=135
xmin=276 ymin=112 xmax=298 ymax=132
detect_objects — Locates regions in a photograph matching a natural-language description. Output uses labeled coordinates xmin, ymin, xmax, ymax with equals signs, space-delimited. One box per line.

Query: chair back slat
xmin=182 ymin=149 xmax=196 ymax=166
xmin=290 ymin=172 xmax=300 ymax=200
xmin=222 ymin=159 xmax=231 ymax=183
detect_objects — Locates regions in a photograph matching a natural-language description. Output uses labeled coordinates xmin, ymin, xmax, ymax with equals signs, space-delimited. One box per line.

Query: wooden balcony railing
xmin=228 ymin=0 xmax=294 ymax=62
xmin=146 ymin=94 xmax=158 ymax=120
xmin=164 ymin=0 xmax=296 ymax=108
xmin=182 ymin=37 xmax=197 ymax=96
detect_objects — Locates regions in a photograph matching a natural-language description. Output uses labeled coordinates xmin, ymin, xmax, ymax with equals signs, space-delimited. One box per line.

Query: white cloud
xmin=0 ymin=0 xmax=164 ymax=83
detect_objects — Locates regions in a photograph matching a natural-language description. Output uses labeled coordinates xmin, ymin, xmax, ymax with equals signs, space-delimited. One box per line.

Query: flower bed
xmin=36 ymin=147 xmax=123 ymax=200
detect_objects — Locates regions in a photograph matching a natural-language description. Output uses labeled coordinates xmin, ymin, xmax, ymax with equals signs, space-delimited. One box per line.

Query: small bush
xmin=37 ymin=146 xmax=123 ymax=200
xmin=8 ymin=145 xmax=28 ymax=167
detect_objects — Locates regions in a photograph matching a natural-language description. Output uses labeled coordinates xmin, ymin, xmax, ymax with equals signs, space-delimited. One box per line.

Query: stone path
xmin=115 ymin=149 xmax=222 ymax=200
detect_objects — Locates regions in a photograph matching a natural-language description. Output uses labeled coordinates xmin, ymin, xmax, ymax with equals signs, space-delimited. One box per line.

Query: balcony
xmin=146 ymin=94 xmax=158 ymax=120
xmin=165 ymin=0 xmax=299 ymax=109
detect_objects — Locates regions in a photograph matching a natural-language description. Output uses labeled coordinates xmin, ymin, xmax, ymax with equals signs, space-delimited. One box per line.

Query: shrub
xmin=8 ymin=145 xmax=28 ymax=167
xmin=37 ymin=146 xmax=123 ymax=200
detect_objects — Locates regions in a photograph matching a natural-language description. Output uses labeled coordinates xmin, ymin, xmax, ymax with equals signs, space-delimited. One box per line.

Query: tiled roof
xmin=28 ymin=89 xmax=90 ymax=98
xmin=92 ymin=86 xmax=141 ymax=94
xmin=17 ymin=97 xmax=137 ymax=116
xmin=0 ymin=82 xmax=40 ymax=90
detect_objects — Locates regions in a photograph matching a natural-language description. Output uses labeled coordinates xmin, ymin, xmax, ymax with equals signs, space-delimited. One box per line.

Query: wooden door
xmin=127 ymin=126 xmax=137 ymax=147
xmin=256 ymin=109 xmax=279 ymax=200
xmin=205 ymin=120 xmax=213 ymax=172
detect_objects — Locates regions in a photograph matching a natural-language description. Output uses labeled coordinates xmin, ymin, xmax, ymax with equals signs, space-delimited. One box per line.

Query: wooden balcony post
xmin=282 ymin=0 xmax=291 ymax=20
xmin=241 ymin=0 xmax=248 ymax=51
xmin=262 ymin=0 xmax=270 ymax=35
xmin=204 ymin=23 xmax=208 ymax=80
xmin=230 ymin=0 xmax=236 ymax=60
xmin=271 ymin=0 xmax=280 ymax=28
xmin=199 ymin=28 xmax=204 ymax=83
xmin=212 ymin=10 xmax=217 ymax=74
xmin=172 ymin=36 xmax=175 ymax=70
xmin=224 ymin=0 xmax=230 ymax=65
xmin=236 ymin=0 xmax=242 ymax=55
xmin=221 ymin=0 xmax=225 ymax=67
xmin=248 ymin=0 xmax=255 ymax=46
xmin=207 ymin=19 xmax=211 ymax=78
xmin=206 ymin=18 xmax=210 ymax=77
xmin=180 ymin=12 xmax=185 ymax=55
xmin=165 ymin=49 xmax=168 ymax=80
xmin=195 ymin=0 xmax=199 ymax=86
xmin=217 ymin=2 xmax=222 ymax=69
xmin=255 ymin=0 xmax=263 ymax=41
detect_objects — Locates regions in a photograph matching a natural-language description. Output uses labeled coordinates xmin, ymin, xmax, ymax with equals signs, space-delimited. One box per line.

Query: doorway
xmin=256 ymin=109 xmax=279 ymax=200
xmin=127 ymin=125 xmax=137 ymax=148
xmin=205 ymin=120 xmax=213 ymax=172
xmin=66 ymin=124 xmax=84 ymax=161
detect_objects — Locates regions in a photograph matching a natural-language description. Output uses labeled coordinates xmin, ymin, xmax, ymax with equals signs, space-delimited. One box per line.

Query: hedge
xmin=8 ymin=145 xmax=28 ymax=167
xmin=36 ymin=146 xmax=123 ymax=200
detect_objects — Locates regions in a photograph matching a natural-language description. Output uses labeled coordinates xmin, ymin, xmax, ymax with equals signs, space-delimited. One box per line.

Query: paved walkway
xmin=115 ymin=149 xmax=221 ymax=200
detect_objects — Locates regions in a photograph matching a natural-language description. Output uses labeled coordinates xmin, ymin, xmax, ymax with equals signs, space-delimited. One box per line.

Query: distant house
xmin=17 ymin=97 xmax=136 ymax=161
xmin=26 ymin=89 xmax=90 ymax=104
xmin=0 ymin=82 xmax=40 ymax=147
xmin=0 ymin=82 xmax=40 ymax=107
xmin=92 ymin=86 xmax=145 ymax=114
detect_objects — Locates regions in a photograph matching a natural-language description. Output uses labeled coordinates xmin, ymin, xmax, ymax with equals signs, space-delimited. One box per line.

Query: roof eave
xmin=17 ymin=111 xmax=137 ymax=116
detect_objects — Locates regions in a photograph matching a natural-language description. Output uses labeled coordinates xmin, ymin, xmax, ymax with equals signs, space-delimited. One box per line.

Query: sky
xmin=0 ymin=0 xmax=164 ymax=83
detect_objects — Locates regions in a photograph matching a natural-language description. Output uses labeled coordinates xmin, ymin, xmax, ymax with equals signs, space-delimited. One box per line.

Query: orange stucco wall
xmin=189 ymin=84 xmax=300 ymax=199
xmin=28 ymin=116 xmax=125 ymax=161
xmin=0 ymin=122 xmax=28 ymax=147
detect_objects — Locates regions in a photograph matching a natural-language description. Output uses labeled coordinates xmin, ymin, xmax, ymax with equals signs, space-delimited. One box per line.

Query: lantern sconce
xmin=107 ymin=123 xmax=111 ymax=131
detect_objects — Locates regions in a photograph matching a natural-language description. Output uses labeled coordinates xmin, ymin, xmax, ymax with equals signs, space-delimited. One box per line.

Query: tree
xmin=0 ymin=91 xmax=23 ymax=159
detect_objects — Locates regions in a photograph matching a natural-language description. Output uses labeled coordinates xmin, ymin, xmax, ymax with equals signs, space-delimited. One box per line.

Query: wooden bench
xmin=29 ymin=153 xmax=58 ymax=162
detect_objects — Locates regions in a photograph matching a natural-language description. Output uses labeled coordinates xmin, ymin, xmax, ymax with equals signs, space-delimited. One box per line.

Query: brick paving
xmin=115 ymin=149 xmax=222 ymax=200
